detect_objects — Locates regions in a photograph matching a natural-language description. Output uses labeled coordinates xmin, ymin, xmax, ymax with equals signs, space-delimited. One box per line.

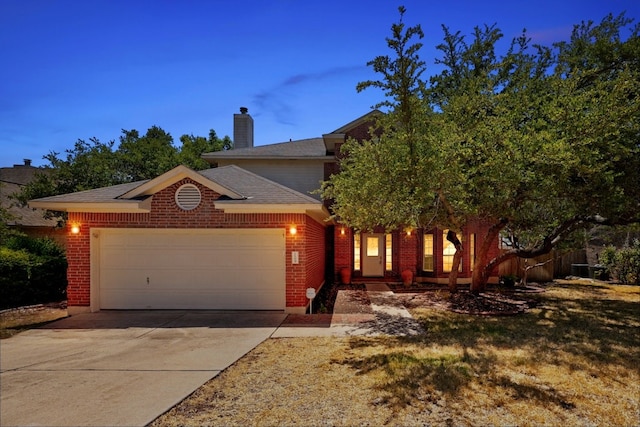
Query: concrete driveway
xmin=0 ymin=310 xmax=286 ymax=427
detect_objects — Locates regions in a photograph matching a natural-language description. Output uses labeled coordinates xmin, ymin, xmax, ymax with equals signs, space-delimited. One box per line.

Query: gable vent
xmin=175 ymin=184 xmax=201 ymax=211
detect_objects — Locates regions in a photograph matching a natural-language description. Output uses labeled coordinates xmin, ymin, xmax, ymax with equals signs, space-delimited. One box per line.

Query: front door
xmin=361 ymin=233 xmax=384 ymax=277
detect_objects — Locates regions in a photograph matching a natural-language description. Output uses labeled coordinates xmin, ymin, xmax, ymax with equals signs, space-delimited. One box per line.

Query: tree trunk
xmin=446 ymin=230 xmax=463 ymax=293
xmin=471 ymin=219 xmax=508 ymax=293
xmin=471 ymin=214 xmax=636 ymax=293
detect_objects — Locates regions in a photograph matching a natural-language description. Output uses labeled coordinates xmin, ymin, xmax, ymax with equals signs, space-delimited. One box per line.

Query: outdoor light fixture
xmin=289 ymin=225 xmax=297 ymax=235
xmin=70 ymin=224 xmax=80 ymax=234
xmin=406 ymin=228 xmax=412 ymax=236
xmin=340 ymin=227 xmax=345 ymax=235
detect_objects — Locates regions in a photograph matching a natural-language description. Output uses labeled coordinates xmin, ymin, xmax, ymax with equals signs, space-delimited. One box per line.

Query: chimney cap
xmin=239 ymin=107 xmax=248 ymax=114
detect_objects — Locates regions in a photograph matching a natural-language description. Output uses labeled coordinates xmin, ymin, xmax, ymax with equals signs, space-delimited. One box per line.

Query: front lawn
xmin=152 ymin=280 xmax=639 ymax=426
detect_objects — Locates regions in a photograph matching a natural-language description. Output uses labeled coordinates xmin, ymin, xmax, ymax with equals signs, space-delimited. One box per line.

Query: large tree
xmin=322 ymin=8 xmax=640 ymax=292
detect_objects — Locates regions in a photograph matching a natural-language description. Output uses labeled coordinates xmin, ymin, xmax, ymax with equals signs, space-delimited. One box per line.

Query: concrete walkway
xmin=273 ymin=283 xmax=424 ymax=337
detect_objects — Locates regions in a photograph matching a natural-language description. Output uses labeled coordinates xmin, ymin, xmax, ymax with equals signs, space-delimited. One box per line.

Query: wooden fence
xmin=498 ymin=249 xmax=587 ymax=282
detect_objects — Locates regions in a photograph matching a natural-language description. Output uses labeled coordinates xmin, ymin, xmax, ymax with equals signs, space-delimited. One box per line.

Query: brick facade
xmin=333 ymin=221 xmax=500 ymax=284
xmin=66 ymin=178 xmax=325 ymax=312
xmin=326 ymin=115 xmax=501 ymax=285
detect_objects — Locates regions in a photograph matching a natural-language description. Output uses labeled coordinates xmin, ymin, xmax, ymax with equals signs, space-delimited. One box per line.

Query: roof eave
xmin=203 ymin=155 xmax=334 ymax=161
xmin=28 ymin=199 xmax=152 ymax=213
xmin=214 ymin=203 xmax=330 ymax=225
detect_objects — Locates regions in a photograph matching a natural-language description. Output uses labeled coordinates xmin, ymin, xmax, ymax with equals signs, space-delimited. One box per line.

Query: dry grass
xmin=153 ymin=281 xmax=639 ymax=426
xmin=0 ymin=305 xmax=68 ymax=339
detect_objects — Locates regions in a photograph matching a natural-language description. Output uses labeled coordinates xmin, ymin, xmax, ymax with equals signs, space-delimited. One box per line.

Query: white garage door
xmin=97 ymin=228 xmax=285 ymax=310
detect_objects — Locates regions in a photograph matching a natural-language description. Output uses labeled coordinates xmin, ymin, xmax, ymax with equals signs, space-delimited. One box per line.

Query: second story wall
xmin=215 ymin=159 xmax=326 ymax=200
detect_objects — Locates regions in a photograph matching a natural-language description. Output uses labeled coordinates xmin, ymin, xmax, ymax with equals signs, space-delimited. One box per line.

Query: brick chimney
xmin=233 ymin=107 xmax=254 ymax=149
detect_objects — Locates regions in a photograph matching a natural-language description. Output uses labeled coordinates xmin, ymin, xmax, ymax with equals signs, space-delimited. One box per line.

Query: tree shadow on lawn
xmin=336 ymin=283 xmax=639 ymax=410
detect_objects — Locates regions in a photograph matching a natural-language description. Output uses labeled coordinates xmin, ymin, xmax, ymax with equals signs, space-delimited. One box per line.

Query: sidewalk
xmin=272 ymin=283 xmax=424 ymax=337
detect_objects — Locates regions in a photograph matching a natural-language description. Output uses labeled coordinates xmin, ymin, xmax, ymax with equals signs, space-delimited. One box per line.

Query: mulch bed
xmin=304 ymin=282 xmax=541 ymax=317
xmin=399 ymin=289 xmax=539 ymax=315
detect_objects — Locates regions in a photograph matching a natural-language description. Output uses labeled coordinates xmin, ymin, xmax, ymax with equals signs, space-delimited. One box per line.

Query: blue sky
xmin=1 ymin=0 xmax=638 ymax=167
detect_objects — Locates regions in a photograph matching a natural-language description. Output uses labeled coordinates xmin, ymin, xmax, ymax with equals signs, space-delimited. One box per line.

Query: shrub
xmin=0 ymin=237 xmax=67 ymax=309
xmin=0 ymin=247 xmax=31 ymax=309
xmin=499 ymin=275 xmax=519 ymax=287
xmin=600 ymin=240 xmax=640 ymax=285
xmin=4 ymin=234 xmax=65 ymax=257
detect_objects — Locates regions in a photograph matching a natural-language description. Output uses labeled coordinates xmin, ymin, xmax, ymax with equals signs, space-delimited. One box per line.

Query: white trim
xmin=90 ymin=229 xmax=101 ymax=312
xmin=29 ymin=199 xmax=152 ymax=213
xmin=214 ymin=203 xmax=330 ymax=224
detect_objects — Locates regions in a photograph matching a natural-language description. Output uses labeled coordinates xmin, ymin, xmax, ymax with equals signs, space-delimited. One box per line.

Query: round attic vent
xmin=175 ymin=184 xmax=201 ymax=211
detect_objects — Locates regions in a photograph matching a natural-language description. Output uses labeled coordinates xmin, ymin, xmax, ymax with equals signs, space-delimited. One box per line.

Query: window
xmin=470 ymin=234 xmax=476 ymax=271
xmin=385 ymin=233 xmax=392 ymax=271
xmin=423 ymin=233 xmax=434 ymax=272
xmin=354 ymin=233 xmax=361 ymax=270
xmin=366 ymin=237 xmax=379 ymax=256
xmin=443 ymin=230 xmax=462 ymax=272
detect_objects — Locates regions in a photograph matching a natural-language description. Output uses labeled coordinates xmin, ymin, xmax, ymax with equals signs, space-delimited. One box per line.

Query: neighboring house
xmin=29 ymin=108 xmax=500 ymax=315
xmin=0 ymin=160 xmax=65 ymax=245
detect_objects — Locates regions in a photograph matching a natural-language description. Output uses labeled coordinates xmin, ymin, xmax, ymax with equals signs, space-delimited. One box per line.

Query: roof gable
xmin=28 ymin=165 xmax=328 ymax=221
xmin=329 ymin=110 xmax=382 ymax=134
xmin=119 ymin=165 xmax=243 ymax=199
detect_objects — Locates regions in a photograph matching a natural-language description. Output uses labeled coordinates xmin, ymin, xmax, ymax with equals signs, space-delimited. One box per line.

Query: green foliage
xmin=323 ymin=9 xmax=640 ymax=289
xmin=4 ymin=235 xmax=65 ymax=257
xmin=600 ymin=240 xmax=640 ymax=285
xmin=118 ymin=126 xmax=177 ymax=181
xmin=178 ymin=130 xmax=233 ymax=170
xmin=0 ymin=237 xmax=67 ymax=309
xmin=325 ymin=6 xmax=440 ymax=231
xmin=0 ymin=186 xmax=18 ymax=243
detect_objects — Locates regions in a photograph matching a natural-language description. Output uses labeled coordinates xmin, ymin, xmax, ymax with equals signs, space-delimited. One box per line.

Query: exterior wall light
xmin=340 ymin=227 xmax=346 ymax=236
xmin=289 ymin=225 xmax=297 ymax=235
xmin=406 ymin=228 xmax=412 ymax=236
xmin=70 ymin=224 xmax=81 ymax=234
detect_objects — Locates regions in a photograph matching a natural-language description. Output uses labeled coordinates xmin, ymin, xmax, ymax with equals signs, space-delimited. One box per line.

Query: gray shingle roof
xmin=29 ymin=181 xmax=146 ymax=204
xmin=29 ymin=165 xmax=321 ymax=208
xmin=0 ymin=165 xmax=45 ymax=186
xmin=200 ymin=165 xmax=320 ymax=205
xmin=202 ymin=138 xmax=328 ymax=159
xmin=1 ymin=165 xmax=58 ymax=227
xmin=1 ymin=182 xmax=57 ymax=227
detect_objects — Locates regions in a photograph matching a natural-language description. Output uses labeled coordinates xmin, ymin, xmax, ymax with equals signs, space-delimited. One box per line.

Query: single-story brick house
xmin=30 ymin=109 xmax=499 ymax=314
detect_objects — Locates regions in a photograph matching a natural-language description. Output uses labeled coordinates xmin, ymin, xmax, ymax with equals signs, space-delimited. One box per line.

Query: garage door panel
xmin=100 ymin=289 xmax=284 ymax=310
xmin=97 ymin=229 xmax=285 ymax=310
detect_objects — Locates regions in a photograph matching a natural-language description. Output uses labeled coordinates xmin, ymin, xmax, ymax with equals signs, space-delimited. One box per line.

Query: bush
xmin=499 ymin=275 xmax=519 ymax=288
xmin=0 ymin=237 xmax=67 ymax=309
xmin=4 ymin=234 xmax=65 ymax=257
xmin=0 ymin=247 xmax=31 ymax=309
xmin=600 ymin=240 xmax=640 ymax=285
